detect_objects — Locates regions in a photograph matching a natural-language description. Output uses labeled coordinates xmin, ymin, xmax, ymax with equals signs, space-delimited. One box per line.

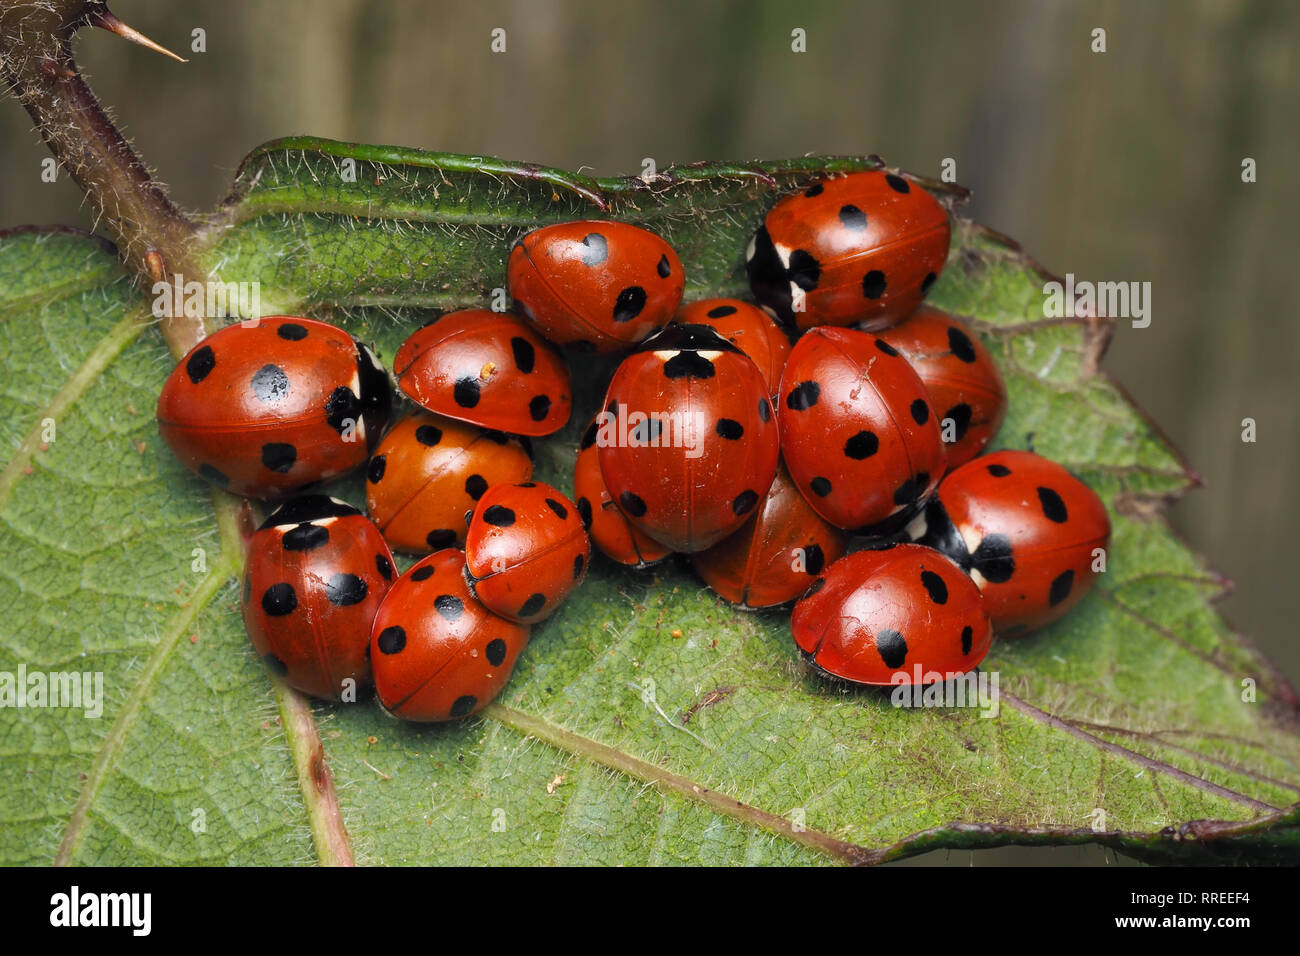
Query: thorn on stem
xmin=89 ymin=7 xmax=189 ymax=63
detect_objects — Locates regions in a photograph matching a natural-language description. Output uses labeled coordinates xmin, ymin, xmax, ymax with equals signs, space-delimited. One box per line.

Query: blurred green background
xmin=1 ymin=0 xmax=1296 ymax=865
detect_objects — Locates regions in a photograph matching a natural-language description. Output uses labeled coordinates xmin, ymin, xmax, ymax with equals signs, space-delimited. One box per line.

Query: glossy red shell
xmin=464 ymin=481 xmax=590 ymax=624
xmin=747 ymin=170 xmax=950 ymax=332
xmin=597 ymin=325 xmax=780 ymax=553
xmin=791 ymin=544 xmax=993 ymax=686
xmin=875 ymin=306 xmax=1007 ymax=470
xmin=241 ymin=496 xmax=396 ymax=700
xmin=508 ymin=220 xmax=684 ymax=352
xmin=777 ymin=326 xmax=946 ymax=532
xmin=911 ymin=450 xmax=1111 ymax=636
xmin=157 ymin=316 xmax=391 ymax=499
xmin=394 ymin=310 xmax=571 ymax=436
xmin=574 ymin=418 xmax=673 ymax=569
xmin=370 ymin=549 xmax=529 ymax=722
xmin=674 ymin=298 xmax=792 ymax=395
xmin=692 ymin=462 xmax=848 ymax=608
xmin=365 ymin=411 xmax=533 ymax=554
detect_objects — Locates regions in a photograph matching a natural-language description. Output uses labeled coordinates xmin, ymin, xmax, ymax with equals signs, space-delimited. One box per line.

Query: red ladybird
xmin=692 ymin=462 xmax=848 ymax=609
xmin=597 ymin=324 xmax=780 ymax=553
xmin=370 ymin=549 xmax=529 ymax=722
xmin=778 ymin=326 xmax=946 ymax=532
xmin=908 ymin=450 xmax=1111 ymax=636
xmin=675 ymin=298 xmax=792 ymax=395
xmin=241 ymin=495 xmax=395 ymax=700
xmin=747 ymin=170 xmax=950 ymax=332
xmin=394 ymin=310 xmax=571 ymax=436
xmin=464 ymin=481 xmax=590 ymax=624
xmin=508 ymin=220 xmax=684 ymax=352
xmin=875 ymin=306 xmax=1007 ymax=470
xmin=791 ymin=544 xmax=992 ymax=686
xmin=573 ymin=417 xmax=673 ymax=569
xmin=157 ymin=316 xmax=391 ymax=498
xmin=365 ymin=411 xmax=533 ymax=554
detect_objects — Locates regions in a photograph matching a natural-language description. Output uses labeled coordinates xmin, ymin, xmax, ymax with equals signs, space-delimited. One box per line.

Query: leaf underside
xmin=1 ymin=139 xmax=1297 ymax=866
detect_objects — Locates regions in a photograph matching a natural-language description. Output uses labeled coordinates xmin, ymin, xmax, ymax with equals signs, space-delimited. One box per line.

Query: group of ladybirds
xmin=155 ymin=167 xmax=1111 ymax=722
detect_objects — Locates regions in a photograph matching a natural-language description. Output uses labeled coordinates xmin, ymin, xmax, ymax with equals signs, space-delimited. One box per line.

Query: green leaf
xmin=2 ymin=141 xmax=1297 ymax=866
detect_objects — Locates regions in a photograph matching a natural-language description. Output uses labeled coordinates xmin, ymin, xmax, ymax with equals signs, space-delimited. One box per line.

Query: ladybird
xmin=574 ymin=417 xmax=673 ymax=569
xmin=508 ymin=220 xmax=684 ymax=352
xmin=692 ymin=462 xmax=848 ymax=609
xmin=746 ymin=170 xmax=950 ymax=332
xmin=370 ymin=549 xmax=529 ymax=722
xmin=778 ymin=326 xmax=946 ymax=532
xmin=157 ymin=316 xmax=391 ymax=498
xmin=875 ymin=306 xmax=1007 ymax=470
xmin=791 ymin=543 xmax=992 ymax=686
xmin=464 ymin=481 xmax=591 ymax=624
xmin=241 ymin=495 xmax=395 ymax=700
xmin=393 ymin=310 xmax=572 ymax=436
xmin=597 ymin=324 xmax=780 ymax=553
xmin=907 ymin=450 xmax=1111 ymax=636
xmin=675 ymin=298 xmax=792 ymax=395
xmin=365 ymin=411 xmax=533 ymax=554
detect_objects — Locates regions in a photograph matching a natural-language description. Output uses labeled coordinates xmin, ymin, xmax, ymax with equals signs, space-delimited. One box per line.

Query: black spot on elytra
xmin=486 ymin=638 xmax=507 ymax=667
xmin=454 ymin=377 xmax=481 ymax=408
xmin=631 ymin=417 xmax=662 ymax=444
xmin=657 ymin=254 xmax=671 ymax=278
xmin=573 ymin=553 xmax=585 ymax=579
xmin=844 ymin=430 xmax=879 ymax=459
xmin=875 ymin=338 xmax=900 ymax=357
xmin=580 ymin=232 xmax=608 ymax=266
xmin=326 ymin=573 xmax=367 ymax=606
xmin=277 ymin=322 xmax=308 ymax=341
xmin=427 ymin=529 xmax=457 ymax=550
xmin=758 ymin=397 xmax=772 ymax=422
xmin=987 ymin=463 xmax=1012 ymax=477
xmin=803 ymin=544 xmax=826 ymax=574
xmin=518 ymin=593 xmax=546 ymax=618
xmin=663 ymin=351 xmax=716 ymax=379
xmin=283 ymin=522 xmax=328 ymax=551
xmin=875 ymin=628 xmax=908 ymax=668
xmin=199 ymin=463 xmax=229 ymax=486
xmin=450 ymin=695 xmax=477 ymax=718
xmin=465 ymin=474 xmax=488 ymax=500
xmin=810 ymin=477 xmax=832 ymax=497
xmin=263 ymin=653 xmax=289 ymax=677
xmin=250 ymin=364 xmax=290 ymax=402
xmin=529 ymin=394 xmax=552 ymax=421
xmin=376 ymin=554 xmax=394 ymax=580
xmin=885 ymin=173 xmax=911 ymax=194
xmin=185 ymin=345 xmax=215 ymax=383
xmin=411 ymin=565 xmax=435 ymax=581
xmin=1049 ymin=570 xmax=1075 ymax=606
xmin=972 ymin=534 xmax=1015 ymax=583
xmin=613 ymin=286 xmax=647 ymax=323
xmin=787 ymin=249 xmax=821 ymax=291
xmin=786 ymin=380 xmax=820 ymax=411
xmin=367 ymin=455 xmax=386 ymax=483
xmin=483 ymin=505 xmax=516 ymax=527
xmin=435 ymin=594 xmax=464 ymax=620
xmin=733 ymin=490 xmax=759 ymax=515
xmin=262 ymin=583 xmax=297 ymax=616
xmin=1037 ymin=486 xmax=1069 ymax=523
xmin=920 ymin=569 xmax=949 ymax=604
xmin=839 ymin=204 xmax=868 ymax=230
xmin=943 ymin=404 xmax=973 ymax=442
xmin=804 ymin=182 xmax=824 ymax=197
xmin=581 ymin=419 xmax=599 ymax=450
xmin=961 ymin=625 xmax=973 ymax=655
xmin=620 ymin=491 xmax=647 ymax=517
xmin=510 ymin=336 xmax=536 ymax=373
xmin=716 ymin=418 xmax=744 ymax=440
xmin=261 ymin=442 xmax=296 ymax=474
xmin=545 ymin=498 xmax=568 ymax=520
xmin=947 ymin=326 xmax=977 ymax=363
xmin=325 ymin=386 xmax=362 ymax=433
xmin=921 ymin=272 xmax=938 ymax=294
xmin=893 ymin=472 xmax=930 ymax=506
xmin=377 ymin=626 xmax=406 ymax=654
xmin=576 ymin=497 xmax=593 ymax=529
xmin=707 ymin=304 xmax=737 ymax=318
xmin=910 ymin=398 xmax=930 ymax=425
xmin=415 ymin=424 xmax=443 ymax=446
xmin=862 ymin=270 xmax=887 ymax=299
